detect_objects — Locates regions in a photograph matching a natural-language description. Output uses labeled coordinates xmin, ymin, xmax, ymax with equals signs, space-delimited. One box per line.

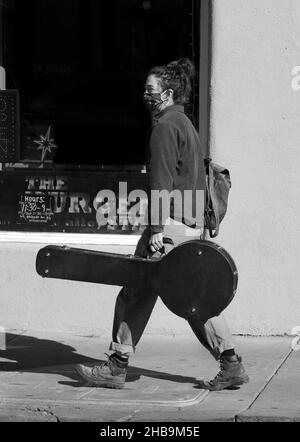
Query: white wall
xmin=0 ymin=239 xmax=188 ymax=336
xmin=210 ymin=0 xmax=300 ymax=334
xmin=0 ymin=0 xmax=299 ymax=336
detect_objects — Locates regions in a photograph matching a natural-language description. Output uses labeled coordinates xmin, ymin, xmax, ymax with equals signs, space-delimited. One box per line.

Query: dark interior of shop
xmin=4 ymin=0 xmax=199 ymax=166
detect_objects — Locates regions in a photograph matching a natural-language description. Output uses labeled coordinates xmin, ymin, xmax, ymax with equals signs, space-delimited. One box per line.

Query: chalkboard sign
xmin=0 ymin=90 xmax=20 ymax=162
xmin=0 ymin=169 xmax=148 ymax=233
xmin=18 ymin=193 xmax=54 ymax=224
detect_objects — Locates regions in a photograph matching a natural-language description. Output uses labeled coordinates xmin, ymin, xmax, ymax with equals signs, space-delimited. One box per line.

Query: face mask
xmin=143 ymin=90 xmax=168 ymax=112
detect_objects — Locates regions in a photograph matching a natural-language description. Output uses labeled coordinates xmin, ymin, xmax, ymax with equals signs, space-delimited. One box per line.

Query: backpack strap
xmin=204 ymin=158 xmax=220 ymax=238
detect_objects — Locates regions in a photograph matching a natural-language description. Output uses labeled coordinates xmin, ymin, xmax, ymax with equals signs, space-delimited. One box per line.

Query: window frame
xmin=0 ymin=0 xmax=212 ymax=242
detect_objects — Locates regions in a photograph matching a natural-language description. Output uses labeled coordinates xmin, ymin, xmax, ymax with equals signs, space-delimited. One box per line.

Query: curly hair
xmin=148 ymin=58 xmax=195 ymax=105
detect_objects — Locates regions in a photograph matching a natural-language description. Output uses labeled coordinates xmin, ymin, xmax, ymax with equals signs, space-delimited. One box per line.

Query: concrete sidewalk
xmin=0 ymin=330 xmax=299 ymax=422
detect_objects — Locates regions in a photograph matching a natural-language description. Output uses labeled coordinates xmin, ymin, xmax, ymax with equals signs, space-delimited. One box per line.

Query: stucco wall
xmin=0 ymin=0 xmax=299 ymax=336
xmin=209 ymin=0 xmax=300 ymax=334
xmin=0 ymin=240 xmax=189 ymax=336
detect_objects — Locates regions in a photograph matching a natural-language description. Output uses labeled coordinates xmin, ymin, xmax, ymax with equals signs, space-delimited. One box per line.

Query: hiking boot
xmin=75 ymin=353 xmax=128 ymax=389
xmin=197 ymin=355 xmax=249 ymax=391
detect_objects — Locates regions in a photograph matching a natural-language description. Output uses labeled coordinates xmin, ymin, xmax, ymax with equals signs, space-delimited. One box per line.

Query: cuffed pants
xmin=109 ymin=220 xmax=235 ymax=361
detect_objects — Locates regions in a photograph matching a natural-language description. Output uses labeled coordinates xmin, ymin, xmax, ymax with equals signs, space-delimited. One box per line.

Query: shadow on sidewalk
xmin=0 ymin=333 xmax=198 ymax=387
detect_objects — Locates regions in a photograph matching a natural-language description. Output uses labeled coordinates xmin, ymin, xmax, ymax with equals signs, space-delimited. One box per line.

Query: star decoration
xmin=34 ymin=126 xmax=57 ymax=162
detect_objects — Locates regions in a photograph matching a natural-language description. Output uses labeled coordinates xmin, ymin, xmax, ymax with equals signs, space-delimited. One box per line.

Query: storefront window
xmin=0 ymin=0 xmax=207 ymax=234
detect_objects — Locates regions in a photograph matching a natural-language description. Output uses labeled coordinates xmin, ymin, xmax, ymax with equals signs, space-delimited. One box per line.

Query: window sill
xmin=0 ymin=231 xmax=140 ymax=246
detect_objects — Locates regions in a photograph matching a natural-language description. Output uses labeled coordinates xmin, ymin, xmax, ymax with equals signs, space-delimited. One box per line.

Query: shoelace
xmin=91 ymin=353 xmax=114 ymax=375
xmin=210 ymin=362 xmax=225 ymax=383
xmin=209 ymin=356 xmax=241 ymax=385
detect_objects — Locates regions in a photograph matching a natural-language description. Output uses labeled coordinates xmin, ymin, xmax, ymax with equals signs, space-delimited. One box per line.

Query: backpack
xmin=204 ymin=158 xmax=231 ymax=238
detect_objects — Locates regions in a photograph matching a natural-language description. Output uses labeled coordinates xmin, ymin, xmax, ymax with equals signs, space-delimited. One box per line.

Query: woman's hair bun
xmin=176 ymin=58 xmax=195 ymax=79
xmin=150 ymin=57 xmax=195 ymax=105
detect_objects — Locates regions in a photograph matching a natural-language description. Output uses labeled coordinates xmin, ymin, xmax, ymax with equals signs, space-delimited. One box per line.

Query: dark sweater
xmin=148 ymin=104 xmax=206 ymax=234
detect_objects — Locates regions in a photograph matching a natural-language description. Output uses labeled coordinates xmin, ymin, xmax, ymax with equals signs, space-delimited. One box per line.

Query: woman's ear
xmin=166 ymin=89 xmax=174 ymax=99
xmin=162 ymin=88 xmax=174 ymax=103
